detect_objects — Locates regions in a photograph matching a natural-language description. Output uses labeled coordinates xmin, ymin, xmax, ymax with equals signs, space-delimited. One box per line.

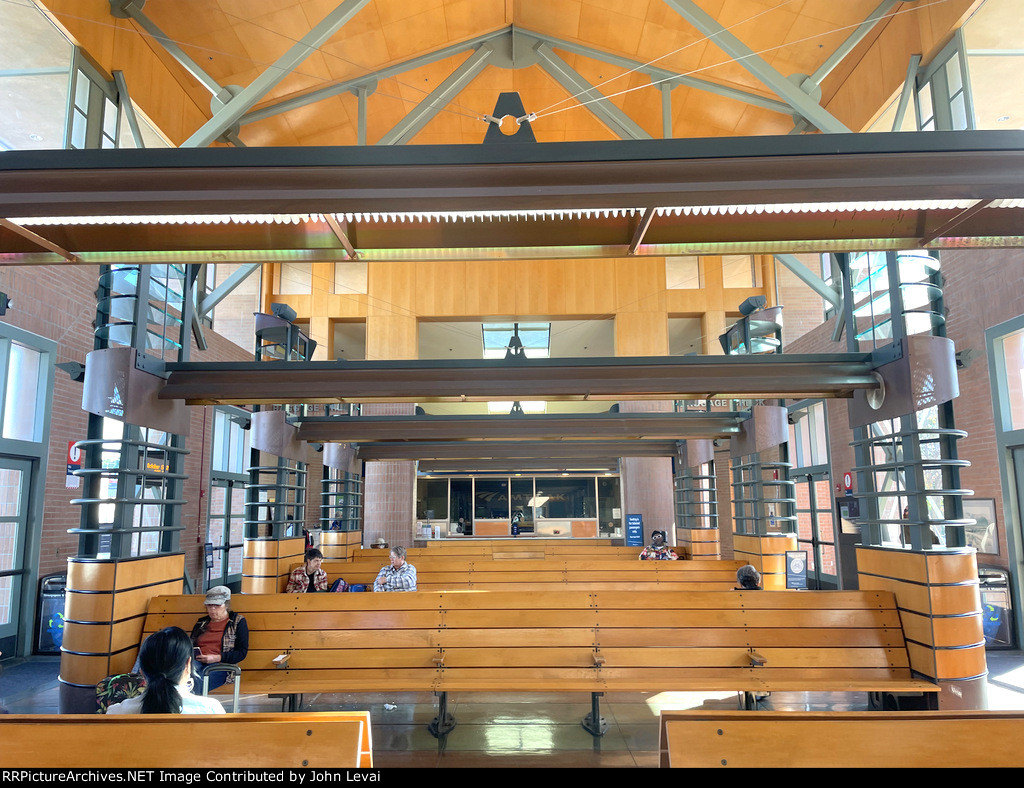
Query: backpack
xmin=96 ymin=672 xmax=147 ymax=713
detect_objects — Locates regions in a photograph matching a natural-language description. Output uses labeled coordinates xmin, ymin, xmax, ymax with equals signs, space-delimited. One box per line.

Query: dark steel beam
xmin=417 ymin=458 xmax=620 ymax=473
xmin=156 ymin=353 xmax=878 ymax=405
xmin=356 ymin=439 xmax=684 ymax=461
xmin=297 ymin=413 xmax=744 ymax=442
xmin=2 ymin=132 xmax=1023 ymax=218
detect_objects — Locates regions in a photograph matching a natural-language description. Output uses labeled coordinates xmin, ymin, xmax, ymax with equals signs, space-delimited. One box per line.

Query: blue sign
xmin=625 ymin=514 xmax=644 ymax=546
xmin=786 ymin=550 xmax=808 ymax=590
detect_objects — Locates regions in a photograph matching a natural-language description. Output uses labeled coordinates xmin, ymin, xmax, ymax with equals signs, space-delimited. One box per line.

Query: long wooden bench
xmin=303 ymin=557 xmax=747 ymax=591
xmin=659 ymin=710 xmax=1024 ymax=767
xmin=353 ymin=543 xmax=644 ymax=561
xmin=0 ymin=711 xmax=372 ymax=767
xmin=142 ymin=589 xmax=938 ymax=737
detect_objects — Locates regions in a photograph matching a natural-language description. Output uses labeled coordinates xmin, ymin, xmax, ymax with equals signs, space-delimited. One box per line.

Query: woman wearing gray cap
xmin=190 ymin=585 xmax=249 ymax=692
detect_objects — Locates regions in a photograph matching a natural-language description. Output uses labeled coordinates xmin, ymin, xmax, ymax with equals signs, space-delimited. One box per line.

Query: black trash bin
xmin=36 ymin=573 xmax=67 ymax=654
xmin=979 ymin=567 xmax=1015 ymax=649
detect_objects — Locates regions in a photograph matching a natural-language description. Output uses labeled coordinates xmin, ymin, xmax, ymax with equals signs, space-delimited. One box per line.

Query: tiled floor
xmin=4 ymin=652 xmax=1024 ymax=767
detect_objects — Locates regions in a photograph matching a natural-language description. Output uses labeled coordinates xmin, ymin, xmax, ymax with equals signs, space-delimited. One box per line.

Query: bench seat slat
xmin=662 ymin=712 xmax=1013 ymax=768
xmin=0 ymin=713 xmax=369 ymax=768
xmin=594 ymin=628 xmax=910 ymax=648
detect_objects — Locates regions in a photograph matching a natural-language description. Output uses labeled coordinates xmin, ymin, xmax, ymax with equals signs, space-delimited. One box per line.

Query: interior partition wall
xmin=415 ymin=474 xmax=622 ymax=539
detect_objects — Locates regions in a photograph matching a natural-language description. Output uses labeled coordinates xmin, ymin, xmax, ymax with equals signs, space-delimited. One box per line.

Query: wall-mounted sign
xmin=786 ymin=550 xmax=808 ymax=590
xmin=66 ymin=440 xmax=81 ymax=489
xmin=625 ymin=514 xmax=643 ymax=546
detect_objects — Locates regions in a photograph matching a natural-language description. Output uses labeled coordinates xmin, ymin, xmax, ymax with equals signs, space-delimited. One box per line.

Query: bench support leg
xmin=582 ymin=692 xmax=607 ymax=736
xmin=428 ymin=691 xmax=456 ymax=738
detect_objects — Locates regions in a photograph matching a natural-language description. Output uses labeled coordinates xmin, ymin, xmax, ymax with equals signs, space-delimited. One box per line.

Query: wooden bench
xmin=352 ymin=543 xmax=644 ymax=561
xmin=659 ymin=710 xmax=1024 ymax=767
xmin=0 ymin=711 xmax=372 ymax=767
xmin=142 ymin=589 xmax=937 ymax=737
xmin=309 ymin=557 xmax=747 ymax=591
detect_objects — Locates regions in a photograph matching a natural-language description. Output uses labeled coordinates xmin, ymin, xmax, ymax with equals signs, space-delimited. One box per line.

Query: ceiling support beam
xmin=774 ymin=254 xmax=841 ymax=308
xmin=109 ymin=1 xmax=251 ymax=146
xmin=533 ymin=43 xmax=652 ymax=141
xmin=661 ymin=0 xmax=850 ymax=133
xmin=182 ymin=0 xmax=372 ymax=148
xmin=919 ymin=199 xmax=992 ymax=245
xmin=377 ymin=45 xmax=495 ymax=146
xmin=789 ymin=0 xmax=901 ymax=135
xmin=156 ymin=353 xmax=880 ymax=405
xmin=519 ymin=29 xmax=791 ymax=116
xmin=324 ymin=215 xmax=358 ymax=259
xmin=893 ymin=55 xmax=922 ymax=131
xmin=661 ymin=84 xmax=673 ymax=138
xmin=808 ymin=0 xmax=901 ymax=87
xmin=197 ymin=262 xmax=261 ymax=317
xmin=356 ymin=439 xmax=685 ymax=461
xmin=110 ymin=0 xmax=226 ymax=99
xmin=241 ymin=29 xmax=509 ymax=125
xmin=629 ymin=207 xmax=656 ymax=254
xmin=112 ymin=71 xmax=145 ymax=148
xmin=297 ymin=413 xmax=745 ymax=442
xmin=0 ymin=219 xmax=78 ymax=262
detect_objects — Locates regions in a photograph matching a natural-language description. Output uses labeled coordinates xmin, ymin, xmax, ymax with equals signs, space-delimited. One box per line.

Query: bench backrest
xmin=143 ymin=589 xmax=918 ymax=694
xmin=306 ymin=558 xmax=746 ymax=591
xmin=0 ymin=711 xmax=372 ymax=768
xmin=659 ymin=710 xmax=1024 ymax=768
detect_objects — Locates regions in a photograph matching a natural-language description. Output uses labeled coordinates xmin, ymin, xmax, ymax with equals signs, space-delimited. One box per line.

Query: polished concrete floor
xmin=4 ymin=652 xmax=1024 ymax=767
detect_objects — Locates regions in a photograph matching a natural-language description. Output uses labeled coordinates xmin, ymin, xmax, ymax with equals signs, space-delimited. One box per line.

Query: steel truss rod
xmin=378 ymin=45 xmax=495 ymax=145
xmin=183 ymin=0 xmax=372 ymax=148
xmin=661 ymin=0 xmax=850 ymax=133
xmin=533 ymin=42 xmax=651 ymax=140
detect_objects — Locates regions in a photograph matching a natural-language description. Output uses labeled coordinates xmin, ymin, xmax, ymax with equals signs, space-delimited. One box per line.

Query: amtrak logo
xmin=107 ymin=384 xmax=124 ymax=417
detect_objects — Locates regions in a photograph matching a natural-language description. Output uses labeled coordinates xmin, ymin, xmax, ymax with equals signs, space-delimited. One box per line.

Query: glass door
xmin=0 ymin=458 xmax=34 ymax=656
xmin=794 ymin=472 xmax=839 ymax=589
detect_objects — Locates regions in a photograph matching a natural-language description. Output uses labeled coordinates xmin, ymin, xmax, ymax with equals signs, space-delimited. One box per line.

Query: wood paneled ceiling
xmin=39 ymin=0 xmax=981 ymax=147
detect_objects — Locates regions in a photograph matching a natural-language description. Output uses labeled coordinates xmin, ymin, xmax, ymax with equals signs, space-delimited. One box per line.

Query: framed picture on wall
xmin=963 ymin=498 xmax=999 ymax=554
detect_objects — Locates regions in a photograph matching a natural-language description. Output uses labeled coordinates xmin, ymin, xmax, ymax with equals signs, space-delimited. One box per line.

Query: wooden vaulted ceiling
xmin=39 ymin=0 xmax=981 ymax=147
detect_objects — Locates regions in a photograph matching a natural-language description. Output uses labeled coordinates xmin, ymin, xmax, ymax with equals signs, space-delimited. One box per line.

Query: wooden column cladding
xmin=320 ymin=530 xmax=363 ymax=560
xmin=733 ymin=534 xmax=796 ymax=591
xmin=856 ymin=546 xmax=987 ymax=710
xmin=242 ymin=537 xmax=306 ymax=594
xmin=677 ymin=527 xmax=721 ymax=560
xmin=60 ymin=554 xmax=185 ymax=689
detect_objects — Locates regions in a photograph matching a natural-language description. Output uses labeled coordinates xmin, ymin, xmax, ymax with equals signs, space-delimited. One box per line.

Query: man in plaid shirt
xmin=373 ymin=545 xmax=418 ymax=592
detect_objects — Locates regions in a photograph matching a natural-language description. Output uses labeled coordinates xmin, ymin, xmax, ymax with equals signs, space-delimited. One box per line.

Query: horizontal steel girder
xmin=297 ymin=413 xmax=745 ymax=442
xmin=2 ymin=132 xmax=1024 ymax=218
xmin=157 ymin=354 xmax=878 ymax=405
xmin=417 ymin=458 xmax=620 ymax=473
xmin=355 ymin=439 xmax=686 ymax=461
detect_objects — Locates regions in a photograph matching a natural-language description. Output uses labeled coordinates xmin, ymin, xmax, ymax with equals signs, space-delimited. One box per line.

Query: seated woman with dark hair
xmin=106 ymin=627 xmax=224 ymax=714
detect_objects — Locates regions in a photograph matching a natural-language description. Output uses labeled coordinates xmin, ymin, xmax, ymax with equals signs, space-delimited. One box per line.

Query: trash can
xmin=979 ymin=567 xmax=1015 ymax=649
xmin=36 ymin=573 xmax=67 ymax=654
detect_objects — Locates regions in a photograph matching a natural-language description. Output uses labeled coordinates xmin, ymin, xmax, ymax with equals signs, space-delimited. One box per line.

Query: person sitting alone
xmin=106 ymin=626 xmax=224 ymax=714
xmin=285 ymin=547 xmax=328 ymax=593
xmin=373 ymin=545 xmax=418 ymax=592
xmin=190 ymin=585 xmax=248 ymax=692
xmin=638 ymin=530 xmax=678 ymax=560
xmin=736 ymin=564 xmax=762 ymax=590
